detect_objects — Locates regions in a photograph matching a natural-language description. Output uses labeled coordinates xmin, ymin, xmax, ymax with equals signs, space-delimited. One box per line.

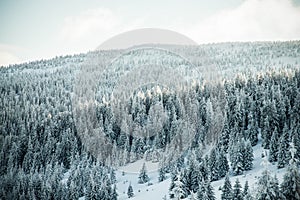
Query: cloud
xmin=0 ymin=44 xmax=25 ymax=66
xmin=59 ymin=7 xmax=146 ymax=53
xmin=60 ymin=1 xmax=300 ymax=52
xmin=183 ymin=0 xmax=300 ymax=43
xmin=0 ymin=51 xmax=21 ymax=67
xmin=61 ymin=8 xmax=121 ymax=42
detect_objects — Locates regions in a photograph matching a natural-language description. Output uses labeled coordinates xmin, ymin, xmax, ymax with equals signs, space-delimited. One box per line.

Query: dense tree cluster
xmin=0 ymin=41 xmax=300 ymax=199
xmin=0 ymin=55 xmax=117 ymax=199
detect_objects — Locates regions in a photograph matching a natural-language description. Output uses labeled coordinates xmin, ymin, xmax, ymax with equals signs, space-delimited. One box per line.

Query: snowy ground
xmin=211 ymin=140 xmax=287 ymax=199
xmin=116 ymin=159 xmax=168 ymax=200
xmin=116 ymin=136 xmax=287 ymax=200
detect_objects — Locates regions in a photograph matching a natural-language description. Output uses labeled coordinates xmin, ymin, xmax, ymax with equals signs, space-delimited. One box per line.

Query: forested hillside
xmin=1 ymin=41 xmax=300 ymax=199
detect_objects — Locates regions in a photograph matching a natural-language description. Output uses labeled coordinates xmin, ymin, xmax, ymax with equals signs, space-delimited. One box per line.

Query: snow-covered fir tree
xmin=138 ymin=163 xmax=150 ymax=184
xmin=158 ymin=167 xmax=167 ymax=182
xmin=277 ymin=124 xmax=291 ymax=168
xmin=219 ymin=121 xmax=230 ymax=152
xmin=244 ymin=140 xmax=254 ymax=170
xmin=255 ymin=155 xmax=283 ymax=200
xmin=243 ymin=181 xmax=253 ymax=200
xmin=280 ymin=143 xmax=300 ymax=200
xmin=111 ymin=184 xmax=118 ymax=200
xmin=197 ymin=180 xmax=216 ymax=200
xmin=209 ymin=148 xmax=219 ymax=181
xmin=127 ymin=183 xmax=134 ymax=198
xmin=230 ymin=138 xmax=253 ymax=175
xmin=221 ymin=174 xmax=233 ymax=200
xmin=232 ymin=179 xmax=243 ymax=200
xmin=245 ymin=110 xmax=258 ymax=146
xmin=231 ymin=140 xmax=245 ymax=175
xmin=268 ymin=127 xmax=279 ymax=163
xmin=170 ymin=174 xmax=187 ymax=199
xmin=217 ymin=147 xmax=229 ymax=178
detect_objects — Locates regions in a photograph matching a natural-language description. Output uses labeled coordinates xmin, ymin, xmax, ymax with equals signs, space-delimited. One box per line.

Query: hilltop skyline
xmin=1 ymin=0 xmax=300 ymax=66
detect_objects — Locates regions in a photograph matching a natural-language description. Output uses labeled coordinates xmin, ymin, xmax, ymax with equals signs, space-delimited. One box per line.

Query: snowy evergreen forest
xmin=1 ymin=41 xmax=300 ymax=199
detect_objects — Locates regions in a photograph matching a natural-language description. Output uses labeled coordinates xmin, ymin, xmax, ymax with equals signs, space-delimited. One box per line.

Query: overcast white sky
xmin=0 ymin=0 xmax=300 ymax=66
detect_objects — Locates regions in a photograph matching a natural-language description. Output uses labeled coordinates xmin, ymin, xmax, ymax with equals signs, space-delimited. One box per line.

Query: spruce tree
xmin=219 ymin=122 xmax=230 ymax=152
xmin=171 ymin=174 xmax=187 ymax=200
xmin=199 ymin=158 xmax=209 ymax=182
xmin=127 ymin=183 xmax=134 ymax=198
xmin=255 ymin=170 xmax=281 ymax=200
xmin=243 ymin=181 xmax=253 ymax=200
xmin=231 ymin=141 xmax=245 ymax=175
xmin=205 ymin=181 xmax=216 ymax=200
xmin=280 ymin=143 xmax=300 ymax=200
xmin=138 ymin=163 xmax=150 ymax=184
xmin=243 ymin=140 xmax=254 ymax=170
xmin=118 ymin=119 xmax=129 ymax=149
xmin=158 ymin=167 xmax=166 ymax=182
xmin=197 ymin=180 xmax=215 ymax=200
xmin=268 ymin=127 xmax=279 ymax=163
xmin=111 ymin=184 xmax=118 ymax=200
xmin=221 ymin=175 xmax=233 ymax=200
xmin=277 ymin=127 xmax=290 ymax=168
xmin=190 ymin=165 xmax=200 ymax=193
xmin=197 ymin=180 xmax=206 ymax=200
xmin=245 ymin=111 xmax=258 ymax=146
xmin=217 ymin=147 xmax=229 ymax=178
xmin=183 ymin=157 xmax=196 ymax=193
xmin=232 ymin=179 xmax=243 ymax=200
xmin=183 ymin=156 xmax=200 ymax=193
xmin=261 ymin=115 xmax=271 ymax=149
xmin=169 ymin=169 xmax=178 ymax=199
xmin=209 ymin=148 xmax=219 ymax=181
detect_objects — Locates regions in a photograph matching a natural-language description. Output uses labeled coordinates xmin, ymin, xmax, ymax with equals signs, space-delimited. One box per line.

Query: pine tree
xmin=217 ymin=147 xmax=229 ymax=178
xmin=268 ymin=127 xmax=279 ymax=163
xmin=118 ymin=119 xmax=129 ymax=149
xmin=292 ymin=128 xmax=300 ymax=163
xmin=221 ymin=175 xmax=233 ymax=200
xmin=255 ymin=170 xmax=281 ymax=200
xmin=110 ymin=168 xmax=116 ymax=184
xmin=229 ymin=122 xmax=239 ymax=153
xmin=231 ymin=141 xmax=245 ymax=175
xmin=198 ymin=157 xmax=209 ymax=183
xmin=169 ymin=169 xmax=179 ymax=199
xmin=280 ymin=143 xmax=300 ymax=200
xmin=123 ymin=137 xmax=130 ymax=165
xmin=219 ymin=121 xmax=230 ymax=152
xmin=197 ymin=180 xmax=215 ymax=200
xmin=205 ymin=181 xmax=216 ymax=200
xmin=138 ymin=163 xmax=150 ymax=184
xmin=209 ymin=148 xmax=219 ymax=181
xmin=277 ymin=126 xmax=290 ymax=168
xmin=127 ymin=183 xmax=134 ymax=198
xmin=197 ymin=180 xmax=206 ymax=200
xmin=111 ymin=184 xmax=118 ymax=200
xmin=183 ymin=156 xmax=197 ymax=193
xmin=243 ymin=181 xmax=253 ymax=200
xmin=232 ymin=179 xmax=243 ymax=200
xmin=245 ymin=111 xmax=258 ymax=146
xmin=243 ymin=140 xmax=254 ymax=170
xmin=158 ymin=167 xmax=166 ymax=182
xmin=190 ymin=165 xmax=200 ymax=193
xmin=261 ymin=115 xmax=271 ymax=149
xmin=171 ymin=174 xmax=187 ymax=200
